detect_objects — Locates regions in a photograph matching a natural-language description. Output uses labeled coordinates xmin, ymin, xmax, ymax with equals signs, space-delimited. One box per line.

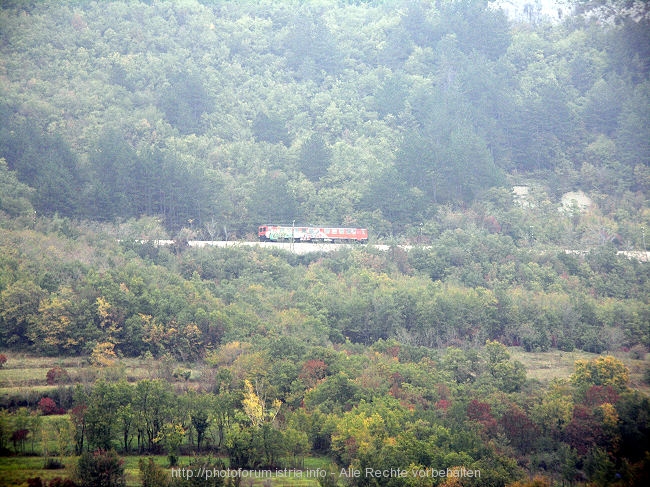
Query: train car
xmin=258 ymin=225 xmax=368 ymax=243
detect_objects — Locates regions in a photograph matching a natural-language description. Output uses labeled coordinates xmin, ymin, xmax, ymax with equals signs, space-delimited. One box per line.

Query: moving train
xmin=258 ymin=224 xmax=368 ymax=243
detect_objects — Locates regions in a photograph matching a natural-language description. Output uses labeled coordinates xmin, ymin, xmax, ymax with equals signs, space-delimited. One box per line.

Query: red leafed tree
xmin=71 ymin=405 xmax=87 ymax=454
xmin=500 ymin=405 xmax=539 ymax=453
xmin=38 ymin=397 xmax=59 ymax=415
xmin=468 ymin=399 xmax=498 ymax=434
xmin=299 ymin=359 xmax=328 ymax=387
xmin=11 ymin=429 xmax=29 ymax=453
xmin=468 ymin=399 xmax=493 ymax=422
xmin=564 ymin=405 xmax=604 ymax=455
xmin=435 ymin=399 xmax=451 ymax=412
xmin=584 ymin=385 xmax=619 ymax=408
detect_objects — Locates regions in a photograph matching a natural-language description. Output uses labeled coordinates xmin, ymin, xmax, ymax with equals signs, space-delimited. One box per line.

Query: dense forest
xmin=0 ymin=0 xmax=648 ymax=240
xmin=1 ymin=0 xmax=649 ymax=486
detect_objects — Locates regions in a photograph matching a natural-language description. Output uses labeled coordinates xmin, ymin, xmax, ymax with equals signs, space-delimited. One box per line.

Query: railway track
xmin=131 ymin=240 xmax=650 ymax=261
xmin=145 ymin=240 xmax=395 ymax=255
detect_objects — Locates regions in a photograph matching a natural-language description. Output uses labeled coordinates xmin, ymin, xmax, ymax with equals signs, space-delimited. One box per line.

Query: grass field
xmin=0 ymin=353 xmax=163 ymax=388
xmin=510 ymin=346 xmax=650 ymax=394
xmin=509 ymin=347 xmax=597 ymax=383
xmin=0 ymin=454 xmax=326 ymax=487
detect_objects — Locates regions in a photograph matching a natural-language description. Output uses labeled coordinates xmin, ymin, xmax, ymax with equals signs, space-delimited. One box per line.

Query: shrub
xmin=46 ymin=366 xmax=70 ymax=385
xmin=38 ymin=397 xmax=62 ymax=415
xmin=172 ymin=368 xmax=191 ymax=381
xmin=76 ymin=449 xmax=125 ymax=487
xmin=139 ymin=458 xmax=169 ymax=487
xmin=180 ymin=457 xmax=227 ymax=487
xmin=44 ymin=458 xmax=65 ymax=470
xmin=629 ymin=344 xmax=647 ymax=360
xmin=0 ymin=354 xmax=7 ymax=368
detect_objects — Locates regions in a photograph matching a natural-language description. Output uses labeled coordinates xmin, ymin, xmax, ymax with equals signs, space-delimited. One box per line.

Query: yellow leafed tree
xmin=242 ymin=379 xmax=281 ymax=427
xmin=90 ymin=341 xmax=117 ymax=367
xmin=571 ymin=355 xmax=630 ymax=391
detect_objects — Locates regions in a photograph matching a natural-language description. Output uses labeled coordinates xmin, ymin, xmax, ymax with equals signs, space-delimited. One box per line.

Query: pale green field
xmin=0 ymin=353 xmax=175 ymax=388
xmin=509 ymin=347 xmax=650 ymax=393
xmin=509 ymin=347 xmax=597 ymax=383
xmin=0 ymin=454 xmax=325 ymax=487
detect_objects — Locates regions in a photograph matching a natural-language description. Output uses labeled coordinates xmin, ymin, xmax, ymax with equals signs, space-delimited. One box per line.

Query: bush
xmin=46 ymin=366 xmax=70 ymax=385
xmin=629 ymin=344 xmax=647 ymax=360
xmin=38 ymin=397 xmax=64 ymax=415
xmin=172 ymin=368 xmax=191 ymax=381
xmin=139 ymin=458 xmax=169 ymax=487
xmin=44 ymin=458 xmax=66 ymax=469
xmin=177 ymin=457 xmax=227 ymax=487
xmin=76 ymin=449 xmax=125 ymax=487
xmin=0 ymin=354 xmax=7 ymax=368
xmin=643 ymin=366 xmax=650 ymax=385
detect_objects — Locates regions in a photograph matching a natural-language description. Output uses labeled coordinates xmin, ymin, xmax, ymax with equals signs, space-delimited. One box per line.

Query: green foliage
xmin=154 ymin=423 xmax=185 ymax=467
xmin=252 ymin=112 xmax=291 ymax=146
xmin=158 ymin=72 xmax=212 ymax=136
xmin=0 ymin=0 xmax=645 ymax=234
xmin=305 ymin=372 xmax=361 ymax=413
xmin=75 ymin=449 xmax=125 ymax=487
xmin=0 ymin=2 xmax=649 ymax=484
xmin=0 ymin=158 xmax=34 ymax=221
xmin=298 ymin=133 xmax=332 ymax=182
xmin=138 ymin=458 xmax=169 ymax=487
xmin=483 ymin=340 xmax=527 ymax=392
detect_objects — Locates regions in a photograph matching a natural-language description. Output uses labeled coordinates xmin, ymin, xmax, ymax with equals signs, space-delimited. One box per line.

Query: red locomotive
xmin=258 ymin=225 xmax=368 ymax=243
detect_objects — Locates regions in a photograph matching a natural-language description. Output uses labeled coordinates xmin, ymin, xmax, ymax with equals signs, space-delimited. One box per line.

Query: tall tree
xmin=0 ymin=123 xmax=85 ymax=217
xmin=298 ymin=133 xmax=331 ymax=182
xmin=158 ymin=72 xmax=212 ymax=135
xmin=0 ymin=158 xmax=34 ymax=219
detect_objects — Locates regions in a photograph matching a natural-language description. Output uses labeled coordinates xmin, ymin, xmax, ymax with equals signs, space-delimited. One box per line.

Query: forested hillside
xmin=1 ymin=1 xmax=650 ymax=486
xmin=0 ymin=0 xmax=648 ymax=241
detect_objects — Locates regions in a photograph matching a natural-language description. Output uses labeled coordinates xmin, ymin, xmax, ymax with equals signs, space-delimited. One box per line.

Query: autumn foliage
xmin=38 ymin=397 xmax=63 ymax=416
